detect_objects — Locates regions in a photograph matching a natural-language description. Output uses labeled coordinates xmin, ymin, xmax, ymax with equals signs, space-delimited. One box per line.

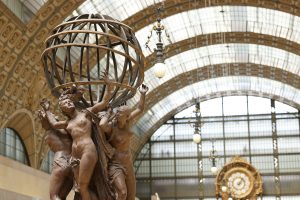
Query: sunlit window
xmin=40 ymin=150 xmax=54 ymax=174
xmin=0 ymin=128 xmax=29 ymax=165
xmin=135 ymin=96 xmax=300 ymax=199
xmin=133 ymin=76 xmax=300 ymax=134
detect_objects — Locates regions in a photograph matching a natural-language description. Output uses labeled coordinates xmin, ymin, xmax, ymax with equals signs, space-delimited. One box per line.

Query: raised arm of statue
xmin=38 ymin=101 xmax=73 ymax=200
xmin=38 ymin=109 xmax=52 ymax=131
xmin=40 ymin=98 xmax=68 ymax=130
xmin=129 ymin=84 xmax=149 ymax=121
xmin=89 ymin=74 xmax=113 ymax=114
xmin=38 ymin=109 xmax=68 ymax=137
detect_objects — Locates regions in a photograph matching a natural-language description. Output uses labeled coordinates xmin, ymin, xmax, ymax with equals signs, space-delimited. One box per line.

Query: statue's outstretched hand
xmin=139 ymin=84 xmax=149 ymax=94
xmin=40 ymin=98 xmax=50 ymax=111
xmin=38 ymin=109 xmax=51 ymax=130
xmin=37 ymin=109 xmax=46 ymax=119
xmin=100 ymin=70 xmax=110 ymax=84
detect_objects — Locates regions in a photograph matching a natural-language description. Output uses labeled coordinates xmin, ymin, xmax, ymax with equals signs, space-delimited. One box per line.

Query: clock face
xmin=227 ymin=171 xmax=252 ymax=198
xmin=216 ymin=156 xmax=262 ymax=199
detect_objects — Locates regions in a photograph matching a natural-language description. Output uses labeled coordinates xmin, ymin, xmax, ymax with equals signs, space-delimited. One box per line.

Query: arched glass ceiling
xmin=127 ymin=43 xmax=300 ymax=105
xmin=1 ymin=0 xmax=47 ymax=23
xmin=135 ymin=6 xmax=300 ymax=56
xmin=90 ymin=6 xmax=300 ymax=87
xmin=72 ymin=0 xmax=155 ymax=20
xmin=133 ymin=76 xmax=300 ymax=135
xmin=82 ymin=5 xmax=300 ymax=83
xmin=23 ymin=0 xmax=47 ymax=14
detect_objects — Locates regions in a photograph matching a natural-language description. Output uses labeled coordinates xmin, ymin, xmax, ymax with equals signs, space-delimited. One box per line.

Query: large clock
xmin=215 ymin=156 xmax=263 ymax=199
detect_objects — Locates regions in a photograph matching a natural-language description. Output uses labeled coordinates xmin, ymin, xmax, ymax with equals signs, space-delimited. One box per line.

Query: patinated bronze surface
xmin=39 ymin=82 xmax=148 ymax=200
xmin=38 ymin=106 xmax=73 ymax=200
xmin=40 ymin=79 xmax=113 ymax=200
xmin=215 ymin=156 xmax=263 ymax=200
xmin=41 ymin=14 xmax=145 ymax=108
xmin=100 ymin=84 xmax=148 ymax=200
xmin=40 ymin=13 xmax=146 ymax=200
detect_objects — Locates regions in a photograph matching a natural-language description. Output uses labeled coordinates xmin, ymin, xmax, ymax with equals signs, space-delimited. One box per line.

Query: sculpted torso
xmin=45 ymin=130 xmax=72 ymax=154
xmin=40 ymin=80 xmax=113 ymax=200
xmin=66 ymin=112 xmax=94 ymax=158
xmin=66 ymin=112 xmax=92 ymax=140
xmin=109 ymin=124 xmax=133 ymax=152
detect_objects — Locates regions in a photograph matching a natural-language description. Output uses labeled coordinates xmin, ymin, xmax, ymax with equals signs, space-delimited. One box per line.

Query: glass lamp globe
xmin=221 ymin=186 xmax=227 ymax=192
xmin=211 ymin=166 xmax=218 ymax=175
xmin=228 ymin=197 xmax=233 ymax=200
xmin=193 ymin=133 xmax=201 ymax=143
xmin=153 ymin=62 xmax=166 ymax=78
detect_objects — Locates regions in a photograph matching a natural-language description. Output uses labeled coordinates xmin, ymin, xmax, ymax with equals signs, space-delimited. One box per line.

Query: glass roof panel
xmin=135 ymin=6 xmax=300 ymax=56
xmin=275 ymin=101 xmax=298 ymax=113
xmin=23 ymin=0 xmax=47 ymax=14
xmin=72 ymin=0 xmax=155 ymax=21
xmin=1 ymin=0 xmax=47 ymax=23
xmin=84 ymin=5 xmax=300 ymax=85
xmin=126 ymin=43 xmax=300 ymax=107
xmin=134 ymin=76 xmax=300 ymax=135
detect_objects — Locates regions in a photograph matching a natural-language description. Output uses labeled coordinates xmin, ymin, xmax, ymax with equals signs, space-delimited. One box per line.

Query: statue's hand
xmin=70 ymin=84 xmax=77 ymax=93
xmin=77 ymin=86 xmax=85 ymax=94
xmin=107 ymin=106 xmax=114 ymax=115
xmin=37 ymin=109 xmax=46 ymax=119
xmin=38 ymin=109 xmax=51 ymax=130
xmin=139 ymin=84 xmax=149 ymax=94
xmin=40 ymin=98 xmax=50 ymax=111
xmin=100 ymin=70 xmax=110 ymax=84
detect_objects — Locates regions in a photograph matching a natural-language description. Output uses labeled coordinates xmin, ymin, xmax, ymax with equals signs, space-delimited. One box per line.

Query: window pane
xmin=249 ymin=120 xmax=272 ymax=137
xmin=41 ymin=151 xmax=54 ymax=173
xmin=135 ymin=96 xmax=300 ymax=199
xmin=251 ymin=138 xmax=273 ymax=154
xmin=248 ymin=96 xmax=271 ymax=114
xmin=224 ymin=120 xmax=248 ymax=138
xmin=278 ymin=137 xmax=300 ymax=154
xmin=225 ymin=139 xmax=249 ymax=156
xmin=151 ymin=142 xmax=174 ymax=158
xmin=223 ymin=96 xmax=247 ymax=116
xmin=176 ymin=159 xmax=198 ymax=176
xmin=0 ymin=128 xmax=29 ymax=165
xmin=151 ymin=159 xmax=174 ymax=177
xmin=277 ymin=118 xmax=299 ymax=136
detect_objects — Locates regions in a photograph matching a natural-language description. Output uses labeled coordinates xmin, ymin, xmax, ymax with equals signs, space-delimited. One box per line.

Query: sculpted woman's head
xmin=115 ymin=105 xmax=132 ymax=128
xmin=58 ymin=85 xmax=82 ymax=116
xmin=59 ymin=98 xmax=75 ymax=116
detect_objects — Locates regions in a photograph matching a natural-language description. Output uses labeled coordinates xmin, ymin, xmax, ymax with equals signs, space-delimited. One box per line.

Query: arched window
xmin=40 ymin=151 xmax=54 ymax=173
xmin=135 ymin=96 xmax=300 ymax=199
xmin=0 ymin=128 xmax=30 ymax=165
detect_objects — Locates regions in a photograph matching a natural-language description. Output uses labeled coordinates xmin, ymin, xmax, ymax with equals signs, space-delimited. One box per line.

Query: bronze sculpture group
xmin=38 ymin=77 xmax=148 ymax=200
xmin=39 ymin=13 xmax=147 ymax=200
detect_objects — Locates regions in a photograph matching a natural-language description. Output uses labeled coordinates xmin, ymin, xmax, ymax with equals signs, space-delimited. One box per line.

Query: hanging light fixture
xmin=145 ymin=4 xmax=171 ymax=78
xmin=209 ymin=140 xmax=219 ymax=175
xmin=193 ymin=133 xmax=201 ymax=144
xmin=192 ymin=101 xmax=202 ymax=143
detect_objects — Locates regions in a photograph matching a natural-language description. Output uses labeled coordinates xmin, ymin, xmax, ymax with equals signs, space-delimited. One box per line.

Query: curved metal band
xmin=52 ymin=80 xmax=136 ymax=93
xmin=44 ymin=29 xmax=145 ymax=58
xmin=42 ymin=43 xmax=142 ymax=67
xmin=53 ymin=19 xmax=133 ymax=32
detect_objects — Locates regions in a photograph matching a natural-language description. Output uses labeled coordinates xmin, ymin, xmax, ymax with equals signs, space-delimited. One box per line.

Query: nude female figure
xmin=42 ymin=83 xmax=112 ymax=200
xmin=38 ymin=106 xmax=73 ymax=200
xmin=99 ymin=84 xmax=148 ymax=200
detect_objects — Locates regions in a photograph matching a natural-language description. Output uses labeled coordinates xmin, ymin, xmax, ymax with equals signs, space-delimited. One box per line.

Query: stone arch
xmin=2 ymin=109 xmax=35 ymax=166
xmin=131 ymin=76 xmax=300 ymax=158
xmin=138 ymin=63 xmax=300 ymax=114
